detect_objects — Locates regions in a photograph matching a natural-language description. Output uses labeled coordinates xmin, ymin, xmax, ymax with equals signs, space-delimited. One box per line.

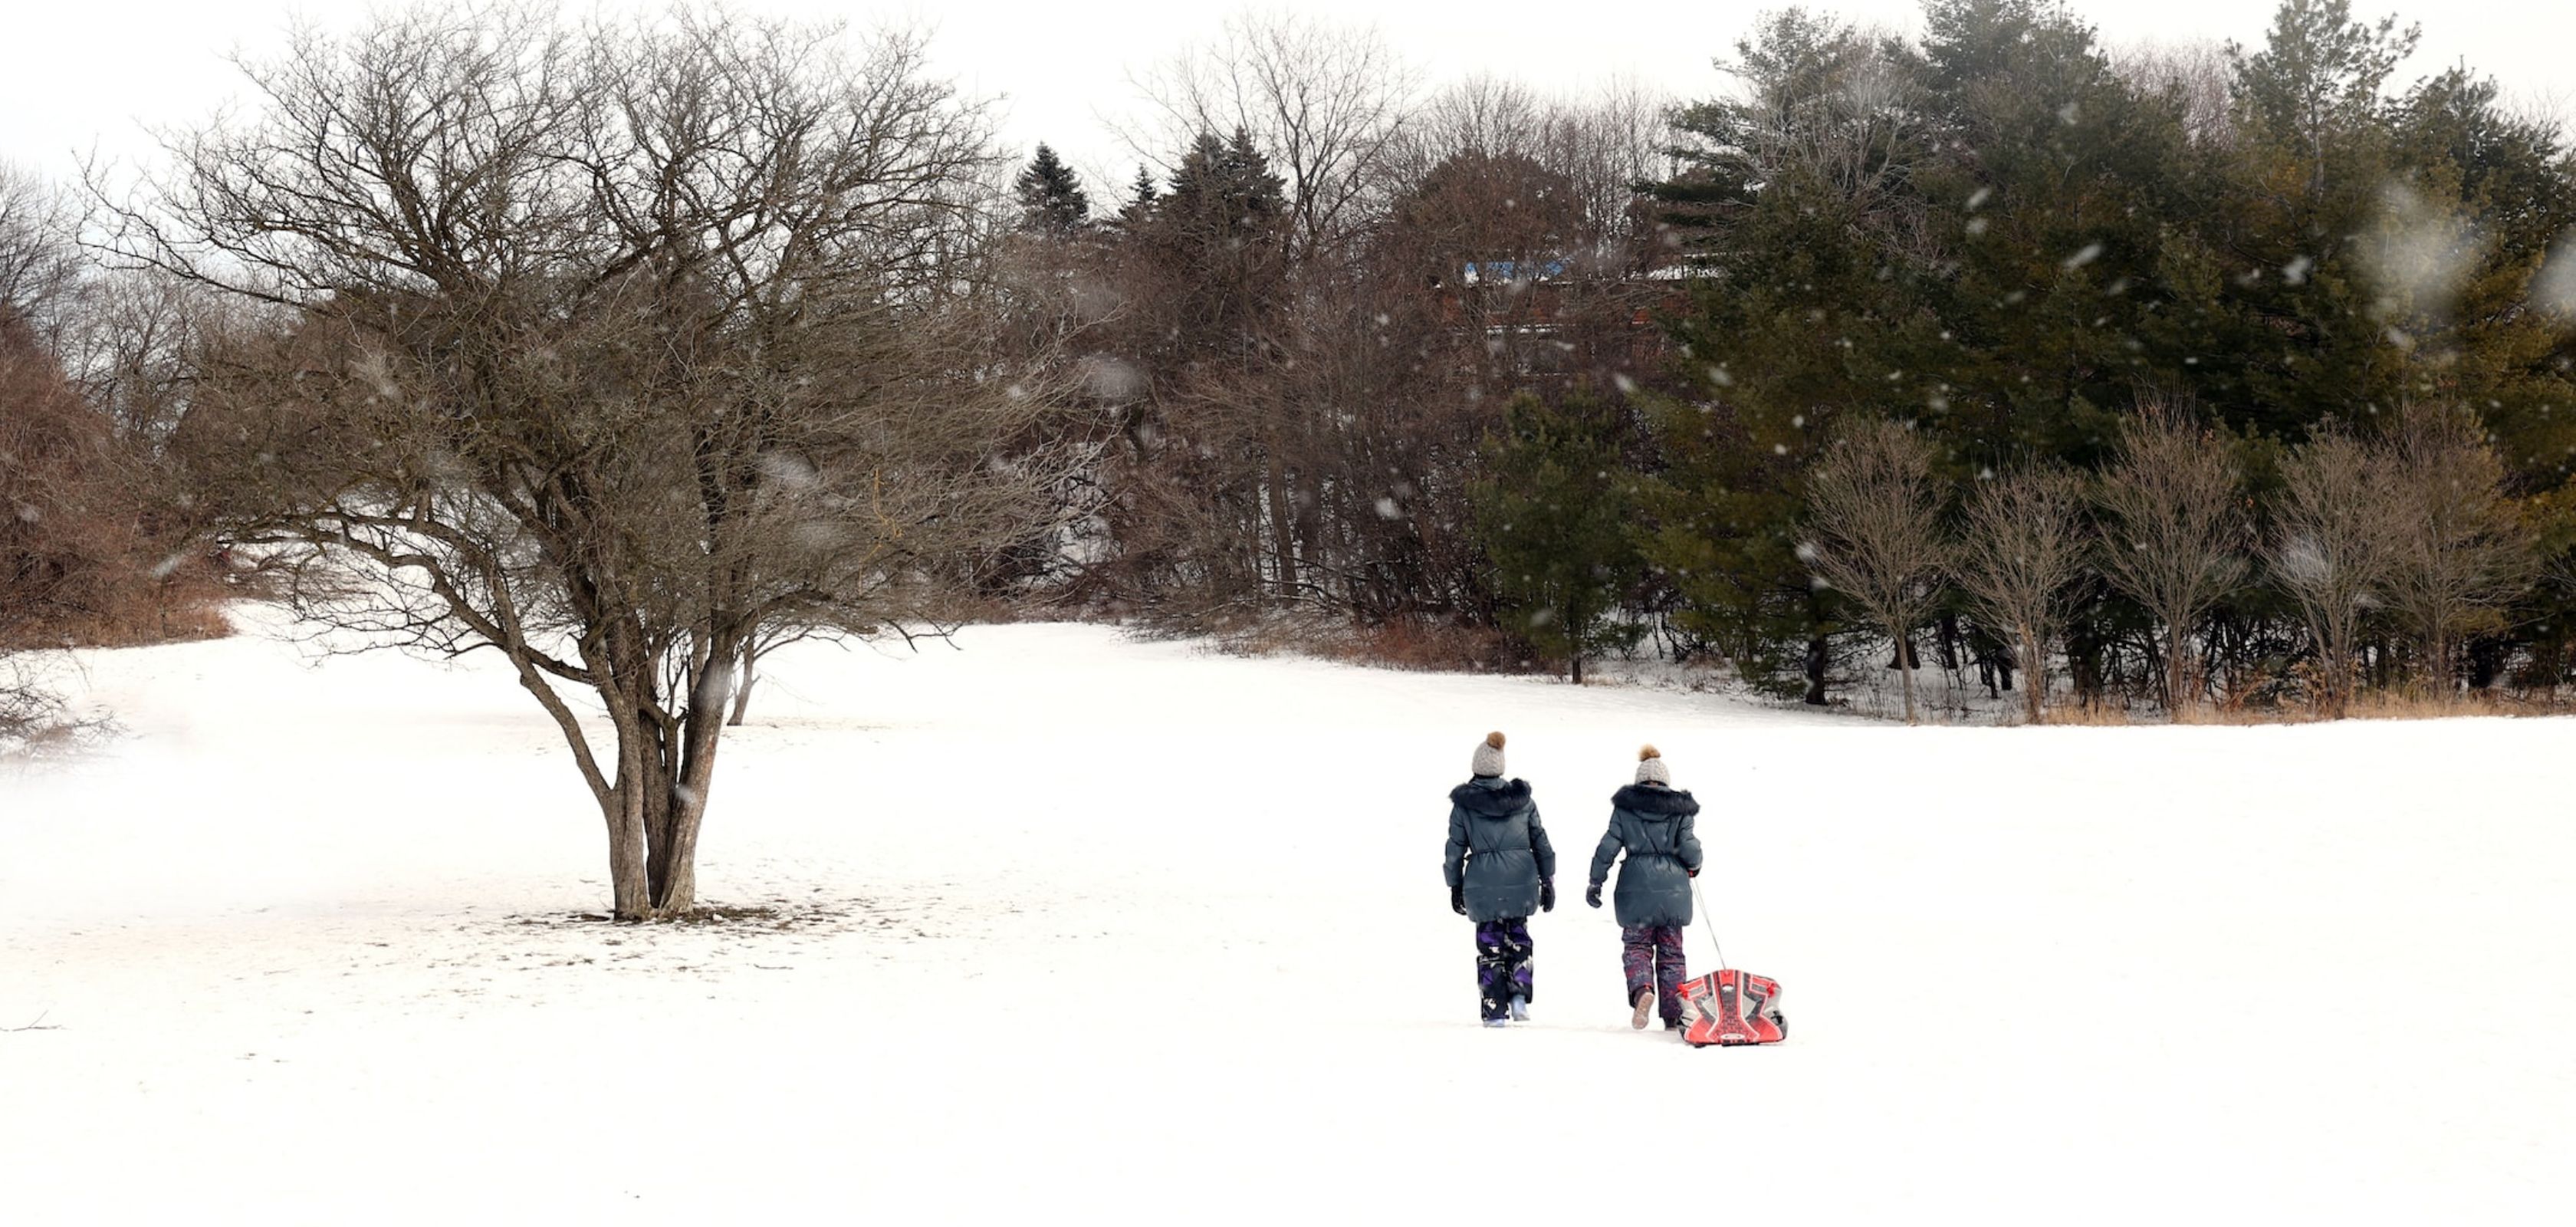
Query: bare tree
xmin=2109 ymin=39 xmax=2238 ymax=147
xmin=0 ymin=297 xmax=174 ymax=640
xmin=1802 ymin=417 xmax=1950 ymax=724
xmin=53 ymin=268 xmax=219 ymax=442
xmin=2093 ymin=402 xmax=2250 ymax=712
xmin=0 ymin=163 xmax=86 ymax=342
xmin=1955 ymin=463 xmax=2088 ymax=724
xmin=111 ymin=6 xmax=1068 ymax=919
xmin=2379 ymin=400 xmax=2532 ymax=691
xmin=1124 ymin=12 xmax=1418 ymax=264
xmin=1394 ymin=74 xmax=1674 ymax=255
xmin=2270 ymin=424 xmax=2401 ymax=716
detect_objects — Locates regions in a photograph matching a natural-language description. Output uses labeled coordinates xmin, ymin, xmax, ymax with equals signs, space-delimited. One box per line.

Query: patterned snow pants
xmin=1474 ymin=918 xmax=1535 ymax=1022
xmin=1622 ymin=925 xmax=1687 ymax=1026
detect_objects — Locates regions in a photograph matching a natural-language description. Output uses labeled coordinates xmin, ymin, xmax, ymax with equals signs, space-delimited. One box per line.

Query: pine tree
xmin=1138 ymin=130 xmax=1289 ymax=360
xmin=1012 ymin=143 xmax=1091 ymax=236
xmin=2229 ymin=0 xmax=2420 ymax=196
xmin=1108 ymin=164 xmax=1161 ymax=235
xmin=1162 ymin=128 xmax=1284 ymax=236
xmin=1628 ymin=0 xmax=2576 ymax=710
xmin=1640 ymin=11 xmax=1931 ymax=702
xmin=1474 ymin=393 xmax=1646 ymax=684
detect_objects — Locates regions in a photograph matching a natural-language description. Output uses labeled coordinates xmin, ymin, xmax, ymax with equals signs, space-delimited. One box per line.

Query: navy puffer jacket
xmin=1444 ymin=777 xmax=1556 ymax=923
xmin=1589 ymin=783 xmax=1704 ymax=927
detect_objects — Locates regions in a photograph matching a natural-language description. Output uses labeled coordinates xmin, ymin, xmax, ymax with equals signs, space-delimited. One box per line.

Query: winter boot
xmin=1508 ymin=996 xmax=1530 ymax=1023
xmin=1630 ymin=988 xmax=1654 ymax=1031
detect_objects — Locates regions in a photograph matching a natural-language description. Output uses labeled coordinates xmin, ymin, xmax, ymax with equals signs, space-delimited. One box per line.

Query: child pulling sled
xmin=1587 ymin=745 xmax=1703 ymax=1031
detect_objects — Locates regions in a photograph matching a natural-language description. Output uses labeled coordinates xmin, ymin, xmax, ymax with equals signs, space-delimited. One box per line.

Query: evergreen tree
xmin=1013 ymin=143 xmax=1091 ymax=235
xmin=1619 ymin=0 xmax=2576 ymax=710
xmin=1474 ymin=393 xmax=1645 ymax=684
xmin=1139 ymin=130 xmax=1290 ymax=361
xmin=2229 ymin=0 xmax=2419 ymax=196
xmin=1641 ymin=11 xmax=1935 ymax=701
xmin=1162 ymin=128 xmax=1286 ymax=235
xmin=1116 ymin=163 xmax=1160 ymax=226
xmin=1911 ymin=0 xmax=2196 ymax=468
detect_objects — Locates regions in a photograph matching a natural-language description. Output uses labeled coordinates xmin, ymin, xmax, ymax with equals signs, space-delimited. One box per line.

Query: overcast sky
xmin=8 ymin=0 xmax=2572 ymax=195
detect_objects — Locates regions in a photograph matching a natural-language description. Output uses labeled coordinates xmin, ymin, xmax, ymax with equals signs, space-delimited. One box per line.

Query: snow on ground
xmin=4 ymin=605 xmax=2573 ymax=1223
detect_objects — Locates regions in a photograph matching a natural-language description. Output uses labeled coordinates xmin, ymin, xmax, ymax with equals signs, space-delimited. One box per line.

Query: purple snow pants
xmin=1475 ymin=918 xmax=1534 ymax=1021
xmin=1621 ymin=924 xmax=1687 ymax=1026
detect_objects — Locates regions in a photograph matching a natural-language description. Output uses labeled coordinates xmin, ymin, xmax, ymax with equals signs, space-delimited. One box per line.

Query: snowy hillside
xmin=5 ymin=606 xmax=2572 ymax=1222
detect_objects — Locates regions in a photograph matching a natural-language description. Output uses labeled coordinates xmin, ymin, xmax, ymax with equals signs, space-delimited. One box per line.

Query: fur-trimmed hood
xmin=1450 ymin=778 xmax=1533 ymax=817
xmin=1612 ymin=783 xmax=1700 ymax=817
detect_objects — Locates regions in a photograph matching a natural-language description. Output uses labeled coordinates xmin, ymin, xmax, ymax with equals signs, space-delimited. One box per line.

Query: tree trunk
xmin=1802 ymin=589 xmax=1830 ymax=706
xmin=604 ymin=703 xmax=655 ymax=919
xmin=593 ymin=649 xmax=733 ymax=920
xmin=727 ymin=646 xmax=757 ymax=726
xmin=2020 ymin=624 xmax=2045 ymax=725
xmin=2164 ymin=623 xmax=2191 ymax=715
xmin=2068 ymin=623 xmax=2101 ymax=706
xmin=1898 ymin=650 xmax=1918 ymax=725
xmin=1265 ymin=446 xmax=1297 ymax=603
xmin=2468 ymin=638 xmax=2505 ymax=691
xmin=652 ymin=652 xmax=735 ymax=915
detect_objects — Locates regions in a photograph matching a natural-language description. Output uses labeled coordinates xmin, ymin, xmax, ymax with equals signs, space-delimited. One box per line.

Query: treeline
xmin=994 ymin=0 xmax=2576 ymax=717
xmin=986 ymin=26 xmax=1676 ymax=639
xmin=1 ymin=169 xmax=226 ymax=652
xmin=5 ymin=0 xmax=2576 ymax=733
xmin=1637 ymin=0 xmax=2576 ymax=717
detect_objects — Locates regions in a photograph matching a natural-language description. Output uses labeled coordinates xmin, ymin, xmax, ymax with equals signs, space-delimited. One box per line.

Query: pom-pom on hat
xmin=1471 ymin=730 xmax=1507 ymax=778
xmin=1635 ymin=744 xmax=1672 ymax=786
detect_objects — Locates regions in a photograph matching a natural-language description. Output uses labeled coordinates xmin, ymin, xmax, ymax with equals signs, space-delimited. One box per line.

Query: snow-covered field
xmin=5 ymin=607 xmax=2573 ymax=1223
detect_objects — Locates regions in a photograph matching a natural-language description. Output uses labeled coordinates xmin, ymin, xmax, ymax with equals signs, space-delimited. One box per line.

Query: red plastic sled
xmin=1676 ymin=969 xmax=1786 ymax=1047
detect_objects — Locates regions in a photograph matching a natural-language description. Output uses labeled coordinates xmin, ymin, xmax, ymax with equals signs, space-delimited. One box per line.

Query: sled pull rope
xmin=1692 ymin=881 xmax=1728 ymax=972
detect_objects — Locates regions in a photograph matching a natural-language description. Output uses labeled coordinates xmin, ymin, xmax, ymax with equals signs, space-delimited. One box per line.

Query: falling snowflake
xmin=2535 ymin=229 xmax=2576 ymax=317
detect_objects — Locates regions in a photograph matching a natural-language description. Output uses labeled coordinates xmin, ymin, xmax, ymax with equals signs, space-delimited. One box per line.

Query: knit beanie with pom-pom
xmin=1471 ymin=731 xmax=1507 ymax=778
xmin=1634 ymin=744 xmax=1672 ymax=786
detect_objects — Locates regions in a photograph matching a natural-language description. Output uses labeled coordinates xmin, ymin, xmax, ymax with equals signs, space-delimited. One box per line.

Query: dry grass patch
xmin=2039 ymin=702 xmax=2138 ymax=726
xmin=1214 ymin=613 xmax=1538 ymax=674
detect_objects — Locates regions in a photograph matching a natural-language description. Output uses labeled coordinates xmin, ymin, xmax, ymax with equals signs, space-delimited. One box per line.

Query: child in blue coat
xmin=1587 ymin=745 xmax=1703 ymax=1030
xmin=1444 ymin=732 xmax=1557 ymax=1026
